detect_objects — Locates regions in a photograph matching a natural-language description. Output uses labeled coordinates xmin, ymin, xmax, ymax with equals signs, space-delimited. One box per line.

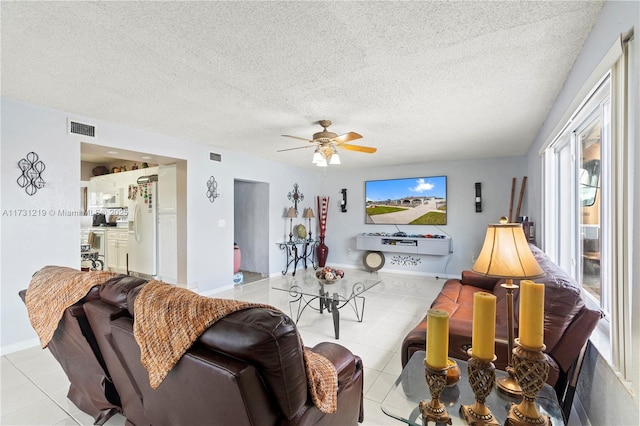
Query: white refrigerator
xmin=128 ymin=175 xmax=158 ymax=279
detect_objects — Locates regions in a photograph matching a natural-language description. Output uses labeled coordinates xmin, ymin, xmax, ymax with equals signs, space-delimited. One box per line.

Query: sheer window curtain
xmin=608 ymin=32 xmax=634 ymax=388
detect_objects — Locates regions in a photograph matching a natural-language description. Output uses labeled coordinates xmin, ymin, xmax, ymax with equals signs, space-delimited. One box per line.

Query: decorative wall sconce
xmin=287 ymin=183 xmax=304 ymax=212
xmin=475 ymin=182 xmax=482 ymax=212
xmin=340 ymin=188 xmax=347 ymax=212
xmin=17 ymin=152 xmax=46 ymax=196
xmin=206 ymin=176 xmax=219 ymax=202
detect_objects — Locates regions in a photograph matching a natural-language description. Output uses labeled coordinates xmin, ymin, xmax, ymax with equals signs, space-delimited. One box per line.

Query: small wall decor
xmin=475 ymin=182 xmax=482 ymax=212
xmin=206 ymin=176 xmax=219 ymax=202
xmin=340 ymin=188 xmax=347 ymax=212
xmin=287 ymin=183 xmax=304 ymax=212
xmin=17 ymin=152 xmax=46 ymax=196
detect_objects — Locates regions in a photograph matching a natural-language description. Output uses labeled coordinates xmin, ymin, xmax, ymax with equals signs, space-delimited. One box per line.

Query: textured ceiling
xmin=1 ymin=1 xmax=604 ymax=170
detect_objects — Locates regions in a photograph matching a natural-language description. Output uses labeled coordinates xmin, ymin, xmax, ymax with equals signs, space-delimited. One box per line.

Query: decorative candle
xmin=471 ymin=292 xmax=497 ymax=360
xmin=519 ymin=280 xmax=545 ymax=348
xmin=426 ymin=309 xmax=449 ymax=369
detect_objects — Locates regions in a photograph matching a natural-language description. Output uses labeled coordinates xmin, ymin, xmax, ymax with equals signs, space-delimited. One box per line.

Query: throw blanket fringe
xmin=25 ymin=266 xmax=117 ymax=348
xmin=133 ymin=280 xmax=338 ymax=413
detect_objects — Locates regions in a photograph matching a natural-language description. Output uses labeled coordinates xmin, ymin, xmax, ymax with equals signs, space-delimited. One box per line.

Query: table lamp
xmin=286 ymin=207 xmax=297 ymax=242
xmin=471 ymin=217 xmax=544 ymax=395
xmin=303 ymin=207 xmax=315 ymax=240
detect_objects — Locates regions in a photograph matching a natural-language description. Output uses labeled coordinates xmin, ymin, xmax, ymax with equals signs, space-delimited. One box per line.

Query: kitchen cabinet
xmin=107 ymin=230 xmax=128 ymax=273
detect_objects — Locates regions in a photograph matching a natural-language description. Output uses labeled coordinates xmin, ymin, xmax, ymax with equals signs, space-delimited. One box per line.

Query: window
xmin=544 ymin=77 xmax=610 ymax=315
xmin=541 ymin=33 xmax=634 ymax=387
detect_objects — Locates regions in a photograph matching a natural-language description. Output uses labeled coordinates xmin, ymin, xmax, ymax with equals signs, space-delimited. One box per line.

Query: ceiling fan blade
xmin=333 ymin=132 xmax=362 ymax=144
xmin=282 ymin=134 xmax=313 ymax=142
xmin=339 ymin=143 xmax=377 ymax=154
xmin=277 ymin=145 xmax=315 ymax=152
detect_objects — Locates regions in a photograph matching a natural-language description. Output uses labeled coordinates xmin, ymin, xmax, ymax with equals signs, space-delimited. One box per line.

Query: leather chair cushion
xmin=197 ymin=308 xmax=308 ymax=420
xmin=99 ymin=275 xmax=148 ymax=309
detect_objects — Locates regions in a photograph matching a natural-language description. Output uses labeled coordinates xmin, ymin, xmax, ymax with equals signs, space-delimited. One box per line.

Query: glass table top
xmin=271 ymin=273 xmax=381 ymax=301
xmin=381 ymin=350 xmax=564 ymax=425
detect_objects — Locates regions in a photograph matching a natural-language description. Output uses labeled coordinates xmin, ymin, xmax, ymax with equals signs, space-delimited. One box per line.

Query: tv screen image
xmin=365 ymin=176 xmax=447 ymax=225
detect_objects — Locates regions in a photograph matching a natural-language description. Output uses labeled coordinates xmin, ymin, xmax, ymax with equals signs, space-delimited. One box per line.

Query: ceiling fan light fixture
xmin=280 ymin=119 xmax=374 ymax=168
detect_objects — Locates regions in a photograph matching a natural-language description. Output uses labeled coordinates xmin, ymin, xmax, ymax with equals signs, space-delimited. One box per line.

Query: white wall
xmin=0 ymin=97 xmax=320 ymax=353
xmin=524 ymin=1 xmax=640 ymax=423
xmin=1 ymin=96 xmax=526 ymax=353
xmin=318 ymin=156 xmax=527 ymax=277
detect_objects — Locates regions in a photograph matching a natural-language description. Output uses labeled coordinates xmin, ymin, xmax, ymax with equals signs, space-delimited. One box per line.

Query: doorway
xmin=80 ymin=142 xmax=188 ymax=285
xmin=234 ymin=179 xmax=269 ymax=282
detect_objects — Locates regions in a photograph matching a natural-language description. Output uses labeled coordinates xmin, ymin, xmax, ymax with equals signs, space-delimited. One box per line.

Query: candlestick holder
xmin=497 ymin=281 xmax=522 ymax=396
xmin=419 ymin=360 xmax=452 ymax=425
xmin=460 ymin=350 xmax=499 ymax=425
xmin=505 ymin=339 xmax=551 ymax=426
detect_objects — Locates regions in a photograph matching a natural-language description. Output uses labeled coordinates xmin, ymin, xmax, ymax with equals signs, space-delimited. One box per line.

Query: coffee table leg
xmin=319 ymin=287 xmax=327 ymax=314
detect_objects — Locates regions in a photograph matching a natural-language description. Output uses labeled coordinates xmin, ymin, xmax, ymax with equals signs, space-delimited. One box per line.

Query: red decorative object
xmin=316 ymin=196 xmax=329 ymax=267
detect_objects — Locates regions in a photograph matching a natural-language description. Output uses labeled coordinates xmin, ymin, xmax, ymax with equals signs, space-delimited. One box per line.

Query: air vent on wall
xmin=209 ymin=152 xmax=222 ymax=162
xmin=67 ymin=119 xmax=96 ymax=138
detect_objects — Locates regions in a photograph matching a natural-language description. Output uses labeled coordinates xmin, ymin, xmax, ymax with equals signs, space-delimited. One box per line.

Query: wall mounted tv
xmin=365 ymin=176 xmax=447 ymax=225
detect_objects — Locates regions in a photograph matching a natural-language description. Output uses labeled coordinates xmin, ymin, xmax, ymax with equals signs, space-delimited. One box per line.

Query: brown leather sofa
xmin=21 ymin=272 xmax=364 ymax=426
xmin=401 ymin=244 xmax=602 ymax=419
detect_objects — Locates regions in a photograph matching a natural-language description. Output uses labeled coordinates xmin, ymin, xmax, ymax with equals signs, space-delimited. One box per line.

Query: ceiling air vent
xmin=210 ymin=152 xmax=222 ymax=162
xmin=67 ymin=119 xmax=96 ymax=138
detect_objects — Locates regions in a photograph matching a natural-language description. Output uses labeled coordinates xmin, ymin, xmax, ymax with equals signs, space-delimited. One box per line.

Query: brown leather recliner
xmin=83 ymin=275 xmax=150 ymax=426
xmin=401 ymin=244 xmax=603 ymax=420
xmin=87 ymin=277 xmax=365 ymax=425
xmin=18 ymin=286 xmax=121 ymax=425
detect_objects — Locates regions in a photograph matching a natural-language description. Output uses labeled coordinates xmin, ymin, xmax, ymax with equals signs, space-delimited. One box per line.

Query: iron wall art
xmin=17 ymin=152 xmax=46 ymax=196
xmin=206 ymin=176 xmax=219 ymax=202
xmin=288 ymin=183 xmax=304 ymax=213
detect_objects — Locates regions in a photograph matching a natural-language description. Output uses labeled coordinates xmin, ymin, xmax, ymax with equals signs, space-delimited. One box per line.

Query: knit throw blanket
xmin=25 ymin=266 xmax=117 ymax=348
xmin=133 ymin=280 xmax=338 ymax=413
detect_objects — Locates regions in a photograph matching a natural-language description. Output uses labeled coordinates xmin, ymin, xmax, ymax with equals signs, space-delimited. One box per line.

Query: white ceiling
xmin=1 ymin=1 xmax=604 ymax=170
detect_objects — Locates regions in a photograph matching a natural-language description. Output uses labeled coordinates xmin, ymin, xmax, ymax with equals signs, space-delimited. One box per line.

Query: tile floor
xmin=0 ymin=268 xmax=578 ymax=425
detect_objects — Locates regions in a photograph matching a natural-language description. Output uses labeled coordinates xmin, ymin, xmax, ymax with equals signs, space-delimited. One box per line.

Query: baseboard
xmin=1 ymin=337 xmax=40 ymax=356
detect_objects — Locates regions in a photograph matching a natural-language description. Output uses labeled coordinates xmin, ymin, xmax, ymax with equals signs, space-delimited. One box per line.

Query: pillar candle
xmin=426 ymin=309 xmax=449 ymax=369
xmin=471 ymin=292 xmax=497 ymax=360
xmin=519 ymin=280 xmax=545 ymax=348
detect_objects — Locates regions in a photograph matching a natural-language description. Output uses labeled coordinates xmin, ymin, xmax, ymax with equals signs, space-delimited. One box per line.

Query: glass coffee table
xmin=271 ymin=274 xmax=381 ymax=339
xmin=381 ymin=351 xmax=563 ymax=425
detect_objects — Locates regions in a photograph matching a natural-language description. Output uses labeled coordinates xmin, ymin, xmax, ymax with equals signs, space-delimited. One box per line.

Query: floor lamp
xmin=471 ymin=218 xmax=544 ymax=396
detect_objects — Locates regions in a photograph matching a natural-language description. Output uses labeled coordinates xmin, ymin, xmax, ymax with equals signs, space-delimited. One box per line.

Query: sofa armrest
xmin=460 ymin=270 xmax=501 ymax=291
xmin=310 ymin=342 xmax=361 ymax=387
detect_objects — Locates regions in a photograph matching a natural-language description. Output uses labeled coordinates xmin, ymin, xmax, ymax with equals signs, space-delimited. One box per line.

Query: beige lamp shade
xmin=472 ymin=223 xmax=544 ymax=279
xmin=303 ymin=208 xmax=315 ymax=219
xmin=286 ymin=207 xmax=297 ymax=218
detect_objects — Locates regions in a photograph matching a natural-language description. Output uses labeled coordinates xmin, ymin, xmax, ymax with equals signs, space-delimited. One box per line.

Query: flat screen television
xmin=365 ymin=176 xmax=447 ymax=225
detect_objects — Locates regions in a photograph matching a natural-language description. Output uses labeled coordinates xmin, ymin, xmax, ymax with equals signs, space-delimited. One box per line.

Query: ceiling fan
xmin=278 ymin=120 xmax=376 ymax=166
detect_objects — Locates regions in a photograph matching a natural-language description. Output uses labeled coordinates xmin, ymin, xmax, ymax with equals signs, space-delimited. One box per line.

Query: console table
xmin=356 ymin=234 xmax=451 ymax=255
xmin=356 ymin=234 xmax=451 ymax=271
xmin=278 ymin=239 xmax=318 ymax=276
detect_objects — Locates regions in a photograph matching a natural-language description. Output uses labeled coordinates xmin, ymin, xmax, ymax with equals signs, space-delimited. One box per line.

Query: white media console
xmin=355 ymin=234 xmax=451 ymax=256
